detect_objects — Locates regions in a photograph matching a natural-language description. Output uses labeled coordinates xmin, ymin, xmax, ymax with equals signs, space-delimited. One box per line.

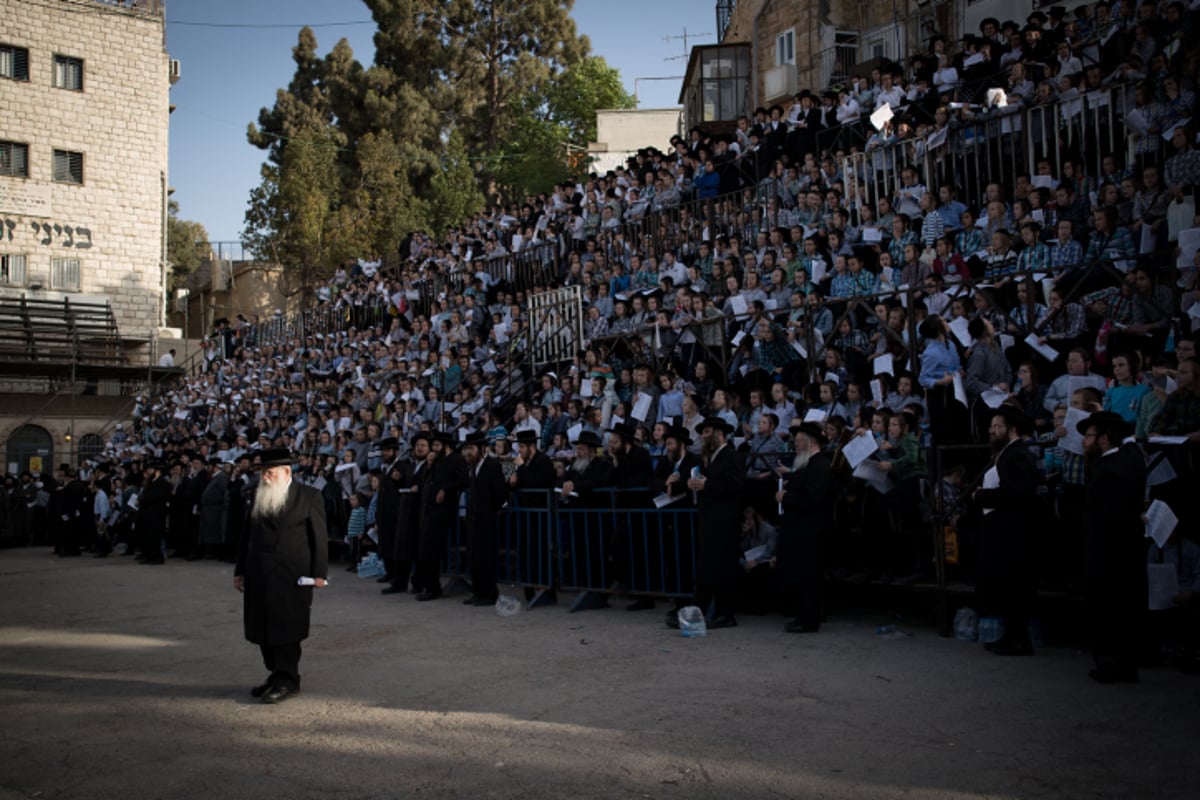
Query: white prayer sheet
xmin=810 ymin=259 xmax=827 ymax=284
xmin=744 ymin=545 xmax=769 ymax=563
xmin=1148 ymin=435 xmax=1189 ymax=445
xmin=1030 ymin=176 xmax=1057 ymax=190
xmin=804 ymin=409 xmax=826 ymax=424
xmin=981 ymin=388 xmax=1009 ymax=409
xmin=1041 ymin=277 xmax=1056 ymax=305
xmin=731 ymin=330 xmax=747 ymax=347
xmin=729 ymin=295 xmax=749 ymax=316
xmin=852 ymin=460 xmax=893 ymax=494
xmin=653 ymin=492 xmax=684 ymax=509
xmin=1024 ymin=332 xmax=1060 ymax=362
xmin=998 ymin=334 xmax=1015 ymax=352
xmin=1176 ymin=228 xmax=1200 ymax=268
xmin=841 ymin=432 xmax=879 ymax=470
xmin=791 ymin=340 xmax=808 ymax=359
xmin=952 ymin=373 xmax=968 ymax=407
xmin=962 ymin=52 xmax=984 ymax=68
xmin=1140 ymin=224 xmax=1157 ymax=255
xmin=579 ymin=379 xmax=593 ymax=398
xmin=493 ymin=326 xmax=509 ymax=344
xmin=1148 ymin=563 xmax=1181 ymax=611
xmin=1145 ymin=499 xmax=1180 ymax=549
xmin=1062 ymin=408 xmax=1090 ymax=455
xmin=949 ymin=316 xmax=974 ymax=347
xmin=567 ymin=423 xmax=583 ymax=442
xmin=764 ymin=299 xmax=778 ymax=311
xmin=870 ymin=379 xmax=883 ymax=402
xmin=869 ymin=104 xmax=894 ymax=131
xmin=861 ymin=227 xmax=883 ymax=244
xmin=874 ymin=353 xmax=895 ymax=376
xmin=458 ymin=428 xmax=469 ymax=441
xmin=631 ymin=393 xmax=652 ymax=422
xmin=1124 ymin=109 xmax=1150 ymax=137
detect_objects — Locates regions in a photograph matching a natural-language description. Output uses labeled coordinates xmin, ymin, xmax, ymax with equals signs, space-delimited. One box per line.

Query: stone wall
xmin=0 ymin=0 xmax=170 ymax=338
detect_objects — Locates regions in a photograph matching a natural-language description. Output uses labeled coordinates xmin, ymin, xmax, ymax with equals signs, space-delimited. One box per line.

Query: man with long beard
xmin=233 ymin=448 xmax=328 ymax=704
xmin=1079 ymin=411 xmax=1146 ymax=683
xmin=460 ymin=431 xmax=507 ymax=606
xmin=973 ymin=405 xmax=1039 ymax=656
xmin=776 ymin=422 xmax=833 ymax=633
xmin=415 ymin=432 xmax=468 ymax=601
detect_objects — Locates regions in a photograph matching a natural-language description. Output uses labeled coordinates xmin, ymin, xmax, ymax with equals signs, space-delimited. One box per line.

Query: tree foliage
xmin=166 ymin=199 xmax=209 ymax=287
xmin=244 ymin=1 xmax=630 ymax=275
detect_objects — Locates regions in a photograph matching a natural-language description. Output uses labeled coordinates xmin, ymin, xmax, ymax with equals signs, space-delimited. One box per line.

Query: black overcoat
xmin=696 ymin=444 xmax=744 ymax=587
xmin=234 ymin=482 xmax=329 ymax=646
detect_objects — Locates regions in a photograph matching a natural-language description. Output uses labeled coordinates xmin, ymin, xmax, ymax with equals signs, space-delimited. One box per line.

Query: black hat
xmin=1075 ymin=410 xmax=1134 ymax=440
xmin=411 ymin=431 xmax=432 ymax=447
xmin=433 ymin=431 xmax=457 ymax=446
xmin=147 ymin=459 xmax=166 ymax=472
xmin=259 ymin=447 xmax=293 ymax=468
xmin=572 ymin=430 xmax=603 ymax=448
xmin=794 ymin=421 xmax=828 ymax=445
xmin=1027 ymin=10 xmax=1048 ymax=23
xmin=698 ymin=416 xmax=735 ymax=436
xmin=207 ymin=456 xmax=224 ymax=466
xmin=665 ymin=426 xmax=693 ymax=446
xmin=514 ymin=430 xmax=540 ymax=445
xmin=1048 ymin=6 xmax=1067 ymax=19
xmin=379 ymin=436 xmax=400 ymax=451
xmin=461 ymin=431 xmax=489 ymax=447
xmin=992 ymin=404 xmax=1035 ymax=436
xmin=607 ymin=422 xmax=637 ymax=441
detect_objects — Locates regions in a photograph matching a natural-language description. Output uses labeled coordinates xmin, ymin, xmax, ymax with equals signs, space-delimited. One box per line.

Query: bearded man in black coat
xmin=234 ymin=448 xmax=328 ymax=704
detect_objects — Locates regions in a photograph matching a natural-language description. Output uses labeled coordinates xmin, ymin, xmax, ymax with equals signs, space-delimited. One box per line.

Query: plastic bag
xmin=977 ymin=616 xmax=1005 ymax=645
xmin=495 ymin=595 xmax=521 ymax=616
xmin=355 ymin=553 xmax=386 ymax=578
xmin=954 ymin=607 xmax=979 ymax=642
xmin=677 ymin=605 xmax=707 ymax=638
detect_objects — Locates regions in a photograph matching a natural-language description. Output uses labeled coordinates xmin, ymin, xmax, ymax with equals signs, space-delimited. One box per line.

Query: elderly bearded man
xmin=234 ymin=448 xmax=328 ymax=704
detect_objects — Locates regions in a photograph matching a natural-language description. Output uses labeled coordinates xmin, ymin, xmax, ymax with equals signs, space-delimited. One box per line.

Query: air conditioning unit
xmin=168 ymin=59 xmax=181 ymax=85
xmin=764 ymin=64 xmax=798 ymax=101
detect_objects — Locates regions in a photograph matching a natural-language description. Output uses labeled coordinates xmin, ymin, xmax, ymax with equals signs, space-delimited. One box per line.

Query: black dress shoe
xmin=381 ymin=585 xmax=407 ymax=595
xmin=785 ymin=620 xmax=820 ymax=633
xmin=626 ymin=598 xmax=656 ymax=612
xmin=472 ymin=596 xmax=498 ymax=606
xmin=376 ymin=574 xmax=393 ymax=583
xmin=262 ymin=685 xmax=299 ymax=704
xmin=415 ymin=590 xmax=442 ymax=602
xmin=708 ymin=615 xmax=738 ymax=629
xmin=250 ymin=681 xmax=273 ymax=698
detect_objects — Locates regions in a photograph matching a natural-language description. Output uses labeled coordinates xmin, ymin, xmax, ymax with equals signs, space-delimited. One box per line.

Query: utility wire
xmin=168 ymin=19 xmax=375 ymax=29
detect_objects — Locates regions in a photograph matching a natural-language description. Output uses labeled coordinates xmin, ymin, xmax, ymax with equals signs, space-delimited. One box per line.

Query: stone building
xmin=0 ymin=0 xmax=173 ymax=338
xmin=1 ymin=0 xmax=176 ymax=472
xmin=682 ymin=0 xmax=970 ymax=131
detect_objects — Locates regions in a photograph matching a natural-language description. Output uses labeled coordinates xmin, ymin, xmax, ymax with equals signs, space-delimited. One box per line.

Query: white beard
xmin=792 ymin=449 xmax=812 ymax=472
xmin=571 ymin=456 xmax=592 ymax=474
xmin=252 ymin=476 xmax=290 ymax=520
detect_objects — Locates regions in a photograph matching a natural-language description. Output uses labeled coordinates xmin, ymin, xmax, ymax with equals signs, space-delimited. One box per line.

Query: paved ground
xmin=0 ymin=548 xmax=1195 ymax=800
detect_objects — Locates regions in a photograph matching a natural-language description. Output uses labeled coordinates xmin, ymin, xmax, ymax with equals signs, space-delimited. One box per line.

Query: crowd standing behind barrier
xmin=3 ymin=2 xmax=1200 ymax=666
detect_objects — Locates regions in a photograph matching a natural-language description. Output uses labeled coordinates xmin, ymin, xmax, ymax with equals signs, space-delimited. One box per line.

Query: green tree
xmin=166 ymin=199 xmax=209 ymax=288
xmin=547 ymin=55 xmax=635 ymax=146
xmin=427 ymin=129 xmax=485 ymax=234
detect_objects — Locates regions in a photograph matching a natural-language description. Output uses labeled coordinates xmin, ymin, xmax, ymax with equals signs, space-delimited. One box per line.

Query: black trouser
xmin=260 ymin=641 xmax=302 ymax=690
xmin=695 ymin=584 xmax=732 ymax=619
xmin=468 ymin=521 xmax=499 ymax=602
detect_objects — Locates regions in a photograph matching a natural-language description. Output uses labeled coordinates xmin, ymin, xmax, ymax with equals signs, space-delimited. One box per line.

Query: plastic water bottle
xmin=978 ymin=616 xmax=1005 ymax=645
xmin=494 ymin=595 xmax=521 ymax=617
xmin=678 ymin=605 xmax=707 ymax=637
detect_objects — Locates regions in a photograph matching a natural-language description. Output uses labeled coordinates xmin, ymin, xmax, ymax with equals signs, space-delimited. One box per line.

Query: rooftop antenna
xmin=663 ymin=27 xmax=713 ymax=62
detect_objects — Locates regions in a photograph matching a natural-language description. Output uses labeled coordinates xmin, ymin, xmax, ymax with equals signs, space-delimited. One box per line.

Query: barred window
xmin=0 ymin=141 xmax=29 ymax=178
xmin=51 ymin=257 xmax=81 ymax=291
xmin=53 ymin=149 xmax=84 ymax=184
xmin=0 ymin=44 xmax=30 ymax=81
xmin=0 ymin=254 xmax=28 ymax=286
xmin=53 ymin=54 xmax=83 ymax=90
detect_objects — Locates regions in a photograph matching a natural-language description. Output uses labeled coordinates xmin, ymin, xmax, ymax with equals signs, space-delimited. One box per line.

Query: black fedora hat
xmin=572 ymin=430 xmax=603 ymax=448
xmin=513 ymin=429 xmax=540 ymax=445
xmin=795 ymin=421 xmax=828 ymax=445
xmin=433 ymin=431 xmax=457 ymax=446
xmin=607 ymin=422 xmax=638 ymax=441
xmin=698 ymin=416 xmax=735 ymax=436
xmin=410 ymin=431 xmax=432 ymax=447
xmin=259 ymin=447 xmax=293 ymax=468
xmin=665 ymin=425 xmax=693 ymax=446
xmin=379 ymin=436 xmax=400 ymax=451
xmin=461 ymin=431 xmax=489 ymax=447
xmin=1075 ymin=410 xmax=1133 ymax=440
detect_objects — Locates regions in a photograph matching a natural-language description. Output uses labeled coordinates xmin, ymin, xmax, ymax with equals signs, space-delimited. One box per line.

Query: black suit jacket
xmin=235 ymin=481 xmax=328 ymax=645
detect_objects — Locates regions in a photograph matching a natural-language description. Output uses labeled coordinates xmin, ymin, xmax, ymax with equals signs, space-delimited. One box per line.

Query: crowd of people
xmin=3 ymin=1 xmax=1200 ymax=682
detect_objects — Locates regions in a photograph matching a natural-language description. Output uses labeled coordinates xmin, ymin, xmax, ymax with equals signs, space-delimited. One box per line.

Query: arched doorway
xmin=5 ymin=425 xmax=54 ymax=475
xmin=78 ymin=433 xmax=105 ymax=465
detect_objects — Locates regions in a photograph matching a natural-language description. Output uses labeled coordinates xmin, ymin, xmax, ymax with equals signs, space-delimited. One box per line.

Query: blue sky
xmin=166 ymin=0 xmax=707 ymax=242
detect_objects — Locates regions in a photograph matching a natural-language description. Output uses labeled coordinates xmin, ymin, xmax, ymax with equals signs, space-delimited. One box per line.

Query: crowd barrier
xmin=439 ymin=487 xmax=700 ymax=603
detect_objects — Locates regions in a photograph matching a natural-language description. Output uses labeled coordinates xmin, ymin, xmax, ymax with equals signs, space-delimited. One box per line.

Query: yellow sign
xmin=28 ymin=456 xmax=43 ymax=473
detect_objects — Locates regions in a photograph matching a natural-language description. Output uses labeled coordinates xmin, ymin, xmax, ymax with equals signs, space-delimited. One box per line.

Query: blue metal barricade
xmin=498 ymin=490 xmax=556 ymax=590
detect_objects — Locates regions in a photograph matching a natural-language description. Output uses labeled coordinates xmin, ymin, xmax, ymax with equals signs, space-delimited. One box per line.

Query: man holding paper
xmin=776 ymin=423 xmax=833 ymax=634
xmin=234 ymin=448 xmax=328 ymax=704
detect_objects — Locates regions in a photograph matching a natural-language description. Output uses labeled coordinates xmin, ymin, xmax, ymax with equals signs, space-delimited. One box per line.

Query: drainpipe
xmin=751 ymin=0 xmax=770 ymax=110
